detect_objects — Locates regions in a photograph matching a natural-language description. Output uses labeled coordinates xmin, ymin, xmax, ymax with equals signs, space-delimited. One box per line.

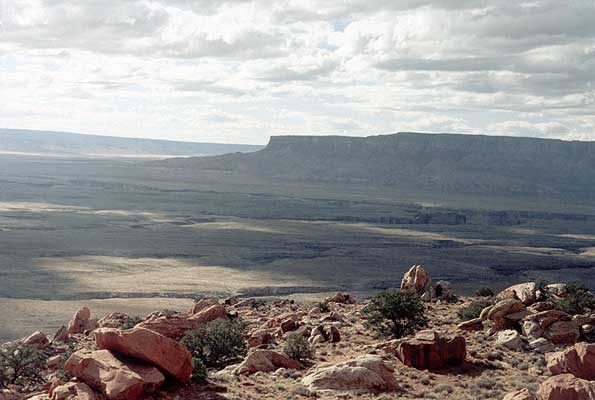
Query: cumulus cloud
xmin=0 ymin=0 xmax=593 ymax=143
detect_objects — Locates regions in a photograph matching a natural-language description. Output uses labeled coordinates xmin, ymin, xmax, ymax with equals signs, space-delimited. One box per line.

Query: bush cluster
xmin=457 ymin=299 xmax=494 ymax=321
xmin=181 ymin=319 xmax=247 ymax=380
xmin=283 ymin=334 xmax=313 ymax=362
xmin=554 ymin=282 xmax=595 ymax=315
xmin=362 ymin=288 xmax=427 ymax=338
xmin=0 ymin=343 xmax=46 ymax=388
xmin=475 ymin=287 xmax=495 ymax=297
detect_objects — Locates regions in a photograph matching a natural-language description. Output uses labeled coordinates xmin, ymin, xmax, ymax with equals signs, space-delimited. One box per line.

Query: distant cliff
xmin=158 ymin=132 xmax=595 ymax=197
xmin=0 ymin=129 xmax=263 ymax=158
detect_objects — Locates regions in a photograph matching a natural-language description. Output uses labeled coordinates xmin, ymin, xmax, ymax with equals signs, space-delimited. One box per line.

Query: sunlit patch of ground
xmin=33 ymin=256 xmax=317 ymax=296
xmin=0 ymin=202 xmax=88 ymax=213
xmin=334 ymin=222 xmax=482 ymax=244
xmin=475 ymin=245 xmax=572 ymax=257
xmin=559 ymin=233 xmax=595 ymax=240
xmin=0 ymin=297 xmax=193 ymax=342
xmin=184 ymin=221 xmax=284 ymax=234
xmin=93 ymin=209 xmax=177 ymax=223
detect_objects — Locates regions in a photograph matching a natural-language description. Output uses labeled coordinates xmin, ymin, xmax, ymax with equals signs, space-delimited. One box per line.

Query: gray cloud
xmin=0 ymin=0 xmax=594 ymax=143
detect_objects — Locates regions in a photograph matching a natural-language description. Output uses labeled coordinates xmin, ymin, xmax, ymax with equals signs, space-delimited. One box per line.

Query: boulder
xmin=234 ymin=350 xmax=301 ymax=375
xmin=247 ymin=329 xmax=275 ymax=348
xmin=47 ymin=355 xmax=63 ymax=368
xmin=485 ymin=299 xmax=526 ymax=333
xmin=400 ymin=265 xmax=432 ymax=296
xmin=94 ymin=327 xmax=192 ymax=383
xmin=67 ymin=307 xmax=98 ymax=335
xmin=136 ymin=304 xmax=227 ymax=339
xmin=498 ymin=283 xmax=538 ymax=306
xmin=529 ymin=338 xmax=555 ymax=353
xmin=22 ymin=331 xmax=49 ymax=349
xmin=52 ymin=326 xmax=69 ymax=343
xmin=309 ymin=325 xmax=341 ymax=344
xmin=326 ymin=293 xmax=356 ymax=304
xmin=544 ymin=321 xmax=580 ymax=345
xmin=547 ymin=284 xmax=568 ymax=298
xmin=50 ymin=382 xmax=96 ymax=400
xmin=546 ymin=343 xmax=595 ymax=380
xmin=432 ymin=280 xmax=455 ymax=301
xmin=301 ymin=356 xmax=397 ymax=393
xmin=530 ymin=302 xmax=555 ymax=312
xmin=394 ymin=330 xmax=466 ymax=370
xmin=537 ymin=374 xmax=595 ymax=400
xmin=98 ymin=313 xmax=131 ymax=329
xmin=64 ymin=349 xmax=164 ymax=400
xmin=0 ymin=390 xmax=21 ymax=400
xmin=189 ymin=298 xmax=220 ymax=314
xmin=497 ymin=329 xmax=524 ymax=351
xmin=504 ymin=388 xmax=535 ymax=400
xmin=280 ymin=318 xmax=299 ymax=334
xmin=457 ymin=318 xmax=484 ymax=332
xmin=260 ymin=312 xmax=303 ymax=330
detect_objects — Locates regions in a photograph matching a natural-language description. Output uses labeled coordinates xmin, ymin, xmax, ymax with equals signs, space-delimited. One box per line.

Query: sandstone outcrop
xmin=233 ymin=349 xmax=301 ymax=375
xmin=498 ymin=282 xmax=538 ymax=306
xmin=394 ymin=330 xmax=466 ymax=370
xmin=326 ymin=293 xmax=356 ymax=304
xmin=64 ymin=349 xmax=164 ymax=400
xmin=94 ymin=327 xmax=193 ymax=383
xmin=301 ymin=356 xmax=397 ymax=393
xmin=503 ymin=388 xmax=535 ymax=400
xmin=50 ymin=382 xmax=96 ymax=400
xmin=67 ymin=307 xmax=98 ymax=336
xmin=546 ymin=343 xmax=595 ymax=380
xmin=22 ymin=331 xmax=49 ymax=349
xmin=136 ymin=304 xmax=227 ymax=339
xmin=536 ymin=374 xmax=595 ymax=400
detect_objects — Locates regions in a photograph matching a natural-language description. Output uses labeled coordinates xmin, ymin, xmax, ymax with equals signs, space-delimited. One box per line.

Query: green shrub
xmin=554 ymin=282 xmax=595 ymax=315
xmin=190 ymin=357 xmax=208 ymax=382
xmin=475 ymin=287 xmax=495 ymax=297
xmin=121 ymin=316 xmax=144 ymax=330
xmin=181 ymin=319 xmax=247 ymax=369
xmin=457 ymin=299 xmax=494 ymax=321
xmin=317 ymin=301 xmax=330 ymax=313
xmin=0 ymin=343 xmax=46 ymax=388
xmin=283 ymin=334 xmax=313 ymax=362
xmin=362 ymin=289 xmax=427 ymax=338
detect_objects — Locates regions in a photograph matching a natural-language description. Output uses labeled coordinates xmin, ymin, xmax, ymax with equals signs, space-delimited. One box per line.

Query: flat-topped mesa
xmin=159 ymin=132 xmax=595 ymax=197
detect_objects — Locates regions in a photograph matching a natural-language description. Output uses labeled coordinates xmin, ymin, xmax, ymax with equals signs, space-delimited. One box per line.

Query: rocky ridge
xmin=1 ymin=265 xmax=595 ymax=400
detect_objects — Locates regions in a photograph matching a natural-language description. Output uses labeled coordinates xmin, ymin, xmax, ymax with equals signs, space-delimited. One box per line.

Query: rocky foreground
xmin=1 ymin=265 xmax=595 ymax=400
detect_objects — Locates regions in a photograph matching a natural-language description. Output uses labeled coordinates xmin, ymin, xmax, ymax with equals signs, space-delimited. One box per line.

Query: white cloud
xmin=0 ymin=0 xmax=594 ymax=144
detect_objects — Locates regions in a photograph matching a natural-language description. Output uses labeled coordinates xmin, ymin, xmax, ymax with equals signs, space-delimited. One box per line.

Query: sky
xmin=0 ymin=0 xmax=594 ymax=145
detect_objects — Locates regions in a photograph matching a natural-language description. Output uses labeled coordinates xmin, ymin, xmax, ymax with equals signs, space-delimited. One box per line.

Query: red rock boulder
xmin=233 ymin=350 xmax=301 ymax=375
xmin=537 ymin=374 xmax=595 ymax=400
xmin=67 ymin=307 xmax=98 ymax=335
xmin=395 ymin=330 xmax=466 ymax=370
xmin=64 ymin=349 xmax=164 ymax=400
xmin=546 ymin=343 xmax=595 ymax=380
xmin=136 ymin=304 xmax=227 ymax=339
xmin=95 ymin=327 xmax=193 ymax=383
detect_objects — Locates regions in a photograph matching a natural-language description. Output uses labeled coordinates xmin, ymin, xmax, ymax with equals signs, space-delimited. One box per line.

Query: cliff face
xmin=159 ymin=132 xmax=595 ymax=197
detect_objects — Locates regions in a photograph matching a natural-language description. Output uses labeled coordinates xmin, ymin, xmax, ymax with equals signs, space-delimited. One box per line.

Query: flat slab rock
xmin=64 ymin=349 xmax=165 ymax=400
xmin=395 ymin=330 xmax=466 ymax=370
xmin=233 ymin=349 xmax=301 ymax=375
xmin=301 ymin=355 xmax=398 ymax=393
xmin=95 ymin=326 xmax=193 ymax=383
xmin=546 ymin=343 xmax=595 ymax=380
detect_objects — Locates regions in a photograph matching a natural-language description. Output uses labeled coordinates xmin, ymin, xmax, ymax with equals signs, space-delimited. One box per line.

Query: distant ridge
xmin=0 ymin=128 xmax=263 ymax=158
xmin=158 ymin=132 xmax=595 ymax=197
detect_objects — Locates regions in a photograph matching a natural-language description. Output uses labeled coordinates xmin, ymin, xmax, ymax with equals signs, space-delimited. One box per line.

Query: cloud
xmin=0 ymin=0 xmax=594 ymax=144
